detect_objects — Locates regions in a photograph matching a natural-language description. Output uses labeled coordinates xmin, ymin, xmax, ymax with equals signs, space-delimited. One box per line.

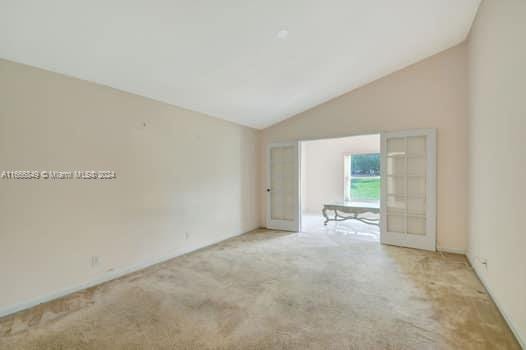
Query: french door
xmin=266 ymin=142 xmax=300 ymax=231
xmin=380 ymin=129 xmax=436 ymax=251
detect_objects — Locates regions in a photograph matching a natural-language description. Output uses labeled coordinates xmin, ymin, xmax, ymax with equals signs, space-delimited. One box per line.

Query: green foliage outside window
xmin=350 ymin=153 xmax=380 ymax=201
xmin=351 ymin=153 xmax=380 ymax=176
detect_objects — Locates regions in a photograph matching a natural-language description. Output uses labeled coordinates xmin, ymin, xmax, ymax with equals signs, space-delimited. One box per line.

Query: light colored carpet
xmin=0 ymin=229 xmax=520 ymax=349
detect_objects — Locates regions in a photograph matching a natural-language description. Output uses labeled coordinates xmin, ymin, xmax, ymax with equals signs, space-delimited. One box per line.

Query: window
xmin=344 ymin=153 xmax=380 ymax=202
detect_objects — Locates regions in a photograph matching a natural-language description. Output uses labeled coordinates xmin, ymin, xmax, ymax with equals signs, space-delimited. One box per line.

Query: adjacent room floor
xmin=301 ymin=212 xmax=380 ymax=241
xmin=0 ymin=229 xmax=520 ymax=350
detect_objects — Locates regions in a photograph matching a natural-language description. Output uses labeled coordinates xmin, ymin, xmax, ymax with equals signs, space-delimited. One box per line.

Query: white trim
xmin=437 ymin=247 xmax=466 ymax=255
xmin=297 ymin=130 xmax=380 ymax=143
xmin=344 ymin=154 xmax=351 ymax=202
xmin=298 ymin=141 xmax=303 ymax=231
xmin=0 ymin=229 xmax=254 ymax=318
xmin=467 ymin=253 xmax=525 ymax=349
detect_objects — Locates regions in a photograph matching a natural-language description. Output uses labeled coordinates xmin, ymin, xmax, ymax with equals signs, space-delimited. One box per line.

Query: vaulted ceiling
xmin=0 ymin=0 xmax=480 ymax=129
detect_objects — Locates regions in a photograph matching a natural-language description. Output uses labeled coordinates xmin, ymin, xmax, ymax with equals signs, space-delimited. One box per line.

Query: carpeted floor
xmin=0 ymin=229 xmax=521 ymax=349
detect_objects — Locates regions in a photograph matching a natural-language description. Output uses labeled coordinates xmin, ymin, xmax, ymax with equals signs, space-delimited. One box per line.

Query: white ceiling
xmin=0 ymin=1 xmax=480 ymax=129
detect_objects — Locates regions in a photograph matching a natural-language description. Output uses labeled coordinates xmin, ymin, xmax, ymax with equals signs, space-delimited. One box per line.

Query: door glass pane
xmin=407 ymin=176 xmax=426 ymax=196
xmin=407 ymin=136 xmax=426 ymax=155
xmin=407 ymin=197 xmax=426 ymax=215
xmin=387 ymin=137 xmax=405 ymax=156
xmin=270 ymin=146 xmax=295 ymax=221
xmin=387 ymin=215 xmax=405 ymax=233
xmin=407 ymin=217 xmax=426 ymax=235
xmin=386 ymin=157 xmax=405 ymax=176
xmin=407 ymin=157 xmax=426 ymax=176
xmin=387 ymin=195 xmax=405 ymax=214
xmin=387 ymin=176 xmax=405 ymax=196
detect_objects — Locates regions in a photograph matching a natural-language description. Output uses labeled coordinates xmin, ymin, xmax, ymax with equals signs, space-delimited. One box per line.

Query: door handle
xmin=266 ymin=188 xmax=271 ymax=192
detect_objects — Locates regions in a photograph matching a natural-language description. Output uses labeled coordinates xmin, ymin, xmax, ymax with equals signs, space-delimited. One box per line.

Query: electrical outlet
xmin=481 ymin=259 xmax=488 ymax=270
xmin=91 ymin=256 xmax=99 ymax=267
xmin=476 ymin=256 xmax=488 ymax=270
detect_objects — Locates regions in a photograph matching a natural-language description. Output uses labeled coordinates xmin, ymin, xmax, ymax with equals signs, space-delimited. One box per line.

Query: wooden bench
xmin=322 ymin=202 xmax=380 ymax=226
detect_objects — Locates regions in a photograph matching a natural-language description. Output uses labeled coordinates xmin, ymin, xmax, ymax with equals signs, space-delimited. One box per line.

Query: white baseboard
xmin=0 ymin=228 xmax=255 ymax=319
xmin=437 ymin=246 xmax=466 ymax=254
xmin=466 ymin=253 xmax=525 ymax=349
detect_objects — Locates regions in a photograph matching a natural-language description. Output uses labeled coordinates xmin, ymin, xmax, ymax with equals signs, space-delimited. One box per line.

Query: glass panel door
xmin=266 ymin=142 xmax=300 ymax=231
xmin=380 ymin=130 xmax=436 ymax=251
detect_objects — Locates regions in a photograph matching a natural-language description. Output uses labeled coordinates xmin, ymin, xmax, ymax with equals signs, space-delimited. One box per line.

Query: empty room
xmin=0 ymin=1 xmax=525 ymax=349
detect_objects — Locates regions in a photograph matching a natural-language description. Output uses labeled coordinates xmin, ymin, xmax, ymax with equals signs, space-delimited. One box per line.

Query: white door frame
xmin=266 ymin=141 xmax=301 ymax=232
xmin=268 ymin=130 xmax=436 ymax=252
xmin=380 ymin=129 xmax=437 ymax=251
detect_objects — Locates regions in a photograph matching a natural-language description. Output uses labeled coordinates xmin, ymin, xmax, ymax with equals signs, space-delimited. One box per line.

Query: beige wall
xmin=301 ymin=135 xmax=379 ymax=213
xmin=467 ymin=0 xmax=526 ymax=345
xmin=0 ymin=59 xmax=260 ymax=315
xmin=261 ymin=43 xmax=469 ymax=252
